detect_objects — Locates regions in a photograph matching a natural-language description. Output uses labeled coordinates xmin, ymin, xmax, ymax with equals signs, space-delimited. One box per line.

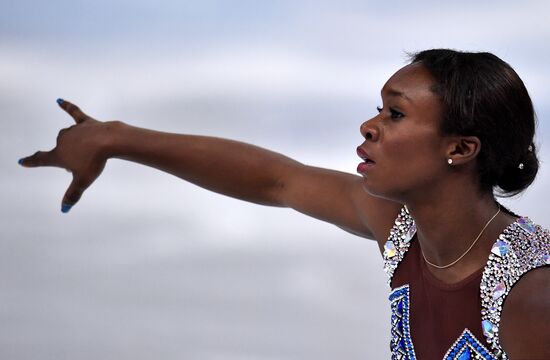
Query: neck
xmin=404 ymin=186 xmax=516 ymax=282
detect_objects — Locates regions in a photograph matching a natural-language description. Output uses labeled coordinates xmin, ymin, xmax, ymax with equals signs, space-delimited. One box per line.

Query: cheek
xmin=383 ymin=133 xmax=443 ymax=179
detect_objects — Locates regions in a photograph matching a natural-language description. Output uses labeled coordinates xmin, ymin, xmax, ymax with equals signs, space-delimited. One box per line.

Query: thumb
xmin=61 ymin=176 xmax=87 ymax=213
xmin=19 ymin=150 xmax=59 ymax=168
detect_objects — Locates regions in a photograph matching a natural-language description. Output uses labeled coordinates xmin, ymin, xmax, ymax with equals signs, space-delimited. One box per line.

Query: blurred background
xmin=2 ymin=1 xmax=550 ymax=359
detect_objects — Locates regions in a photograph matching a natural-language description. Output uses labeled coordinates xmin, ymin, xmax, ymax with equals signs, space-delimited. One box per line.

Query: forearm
xmin=106 ymin=121 xmax=300 ymax=206
xmin=21 ymin=98 xmax=398 ymax=236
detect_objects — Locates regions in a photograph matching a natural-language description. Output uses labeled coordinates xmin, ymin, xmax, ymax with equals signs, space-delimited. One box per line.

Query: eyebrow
xmin=381 ymin=88 xmax=412 ymax=103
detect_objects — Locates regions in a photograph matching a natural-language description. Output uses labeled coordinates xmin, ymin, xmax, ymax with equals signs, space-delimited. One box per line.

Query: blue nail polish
xmin=18 ymin=158 xmax=24 ymax=165
xmin=61 ymin=203 xmax=72 ymax=213
xmin=57 ymin=98 xmax=64 ymax=105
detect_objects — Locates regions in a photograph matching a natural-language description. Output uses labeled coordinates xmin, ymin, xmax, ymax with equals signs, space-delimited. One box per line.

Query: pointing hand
xmin=19 ymin=99 xmax=115 ymax=213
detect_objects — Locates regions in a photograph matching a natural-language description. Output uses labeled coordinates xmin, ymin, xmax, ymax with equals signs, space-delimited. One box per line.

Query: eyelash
xmin=377 ymin=106 xmax=404 ymax=119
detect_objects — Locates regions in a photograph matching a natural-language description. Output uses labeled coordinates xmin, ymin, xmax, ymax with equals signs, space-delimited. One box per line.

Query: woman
xmin=19 ymin=49 xmax=549 ymax=359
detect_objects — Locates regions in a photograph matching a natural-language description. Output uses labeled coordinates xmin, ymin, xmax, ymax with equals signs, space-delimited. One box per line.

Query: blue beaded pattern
xmin=443 ymin=329 xmax=496 ymax=360
xmin=389 ymin=285 xmax=417 ymax=360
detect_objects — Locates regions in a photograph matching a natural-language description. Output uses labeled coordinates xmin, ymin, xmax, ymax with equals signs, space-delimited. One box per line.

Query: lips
xmin=356 ymin=146 xmax=375 ymax=174
xmin=356 ymin=146 xmax=375 ymax=163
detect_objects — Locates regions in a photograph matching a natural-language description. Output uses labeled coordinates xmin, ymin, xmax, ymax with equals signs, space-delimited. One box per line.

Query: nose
xmin=360 ymin=117 xmax=379 ymax=141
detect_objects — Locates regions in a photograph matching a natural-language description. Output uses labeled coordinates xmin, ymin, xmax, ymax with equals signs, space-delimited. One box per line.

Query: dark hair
xmin=409 ymin=49 xmax=539 ymax=197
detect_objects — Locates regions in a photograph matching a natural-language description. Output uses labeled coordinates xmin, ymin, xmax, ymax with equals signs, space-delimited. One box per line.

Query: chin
xmin=361 ymin=178 xmax=407 ymax=203
xmin=361 ymin=178 xmax=388 ymax=198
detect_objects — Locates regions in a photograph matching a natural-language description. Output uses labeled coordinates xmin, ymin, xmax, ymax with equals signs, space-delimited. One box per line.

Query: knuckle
xmin=73 ymin=177 xmax=89 ymax=190
xmin=57 ymin=128 xmax=66 ymax=138
xmin=31 ymin=151 xmax=44 ymax=165
xmin=57 ymin=125 xmax=75 ymax=138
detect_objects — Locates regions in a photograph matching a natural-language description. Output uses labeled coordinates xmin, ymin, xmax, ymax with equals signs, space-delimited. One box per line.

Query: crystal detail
xmin=383 ymin=206 xmax=416 ymax=284
xmin=482 ymin=320 xmax=494 ymax=338
xmin=384 ymin=241 xmax=397 ymax=258
xmin=492 ymin=282 xmax=506 ymax=300
xmin=543 ymin=254 xmax=550 ymax=265
xmin=403 ymin=223 xmax=416 ymax=243
xmin=480 ymin=215 xmax=550 ymax=357
xmin=518 ymin=217 xmax=536 ymax=233
xmin=490 ymin=240 xmax=509 ymax=257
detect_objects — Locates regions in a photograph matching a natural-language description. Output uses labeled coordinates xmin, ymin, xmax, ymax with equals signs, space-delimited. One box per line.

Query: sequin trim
xmin=383 ymin=206 xmax=416 ymax=285
xmin=479 ymin=217 xmax=550 ymax=359
xmin=389 ymin=285 xmax=417 ymax=360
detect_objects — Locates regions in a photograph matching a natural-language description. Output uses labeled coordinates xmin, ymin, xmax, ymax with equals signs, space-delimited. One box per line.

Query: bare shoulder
xmin=348 ymin=177 xmax=403 ymax=250
xmin=279 ymin=165 xmax=401 ymax=249
xmin=500 ymin=266 xmax=550 ymax=359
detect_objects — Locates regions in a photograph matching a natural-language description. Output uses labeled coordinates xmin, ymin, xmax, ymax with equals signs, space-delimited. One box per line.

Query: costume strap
xmin=383 ymin=206 xmax=417 ymax=286
xmin=479 ymin=217 xmax=550 ymax=359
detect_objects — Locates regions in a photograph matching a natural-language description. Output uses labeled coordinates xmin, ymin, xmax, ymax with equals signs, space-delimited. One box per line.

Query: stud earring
xmin=447 ymin=158 xmax=453 ymax=165
xmin=518 ymin=163 xmax=524 ymax=170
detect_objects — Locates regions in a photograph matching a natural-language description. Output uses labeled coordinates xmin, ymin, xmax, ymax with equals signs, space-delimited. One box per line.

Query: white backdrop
xmin=2 ymin=1 xmax=550 ymax=359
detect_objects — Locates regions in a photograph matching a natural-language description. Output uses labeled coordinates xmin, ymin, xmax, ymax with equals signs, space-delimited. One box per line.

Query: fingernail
xmin=57 ymin=98 xmax=64 ymax=105
xmin=18 ymin=158 xmax=25 ymax=166
xmin=61 ymin=203 xmax=72 ymax=213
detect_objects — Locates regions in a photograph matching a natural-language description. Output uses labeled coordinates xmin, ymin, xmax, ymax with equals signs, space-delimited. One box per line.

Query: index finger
xmin=56 ymin=98 xmax=90 ymax=124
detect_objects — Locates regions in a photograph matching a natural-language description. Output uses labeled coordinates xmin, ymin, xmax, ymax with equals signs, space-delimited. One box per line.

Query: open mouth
xmin=356 ymin=146 xmax=375 ymax=164
xmin=356 ymin=146 xmax=376 ymax=174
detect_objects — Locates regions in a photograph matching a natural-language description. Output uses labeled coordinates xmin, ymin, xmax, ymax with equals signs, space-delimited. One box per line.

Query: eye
xmin=376 ymin=106 xmax=405 ymax=119
xmin=389 ymin=107 xmax=404 ymax=119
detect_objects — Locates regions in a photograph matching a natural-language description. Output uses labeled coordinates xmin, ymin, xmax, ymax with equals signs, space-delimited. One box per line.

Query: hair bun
xmin=496 ymin=144 xmax=539 ymax=197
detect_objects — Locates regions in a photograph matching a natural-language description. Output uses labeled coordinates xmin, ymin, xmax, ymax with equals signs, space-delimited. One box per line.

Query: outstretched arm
xmin=19 ymin=100 xmax=400 ymax=246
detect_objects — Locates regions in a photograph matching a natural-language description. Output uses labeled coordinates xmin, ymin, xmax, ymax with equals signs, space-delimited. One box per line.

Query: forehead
xmin=381 ymin=62 xmax=437 ymax=103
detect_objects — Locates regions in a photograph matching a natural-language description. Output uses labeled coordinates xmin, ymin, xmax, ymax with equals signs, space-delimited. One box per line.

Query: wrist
xmin=101 ymin=120 xmax=129 ymax=159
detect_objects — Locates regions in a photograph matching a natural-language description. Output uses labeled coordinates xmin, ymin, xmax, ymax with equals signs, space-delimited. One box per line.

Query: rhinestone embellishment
xmin=517 ymin=217 xmax=536 ymax=233
xmin=490 ymin=240 xmax=509 ymax=257
xmin=482 ymin=320 xmax=495 ymax=338
xmin=383 ymin=207 xmax=416 ymax=285
xmin=385 ymin=241 xmax=397 ymax=258
xmin=404 ymin=223 xmax=416 ymax=243
xmin=492 ymin=282 xmax=506 ymax=300
xmin=479 ymin=216 xmax=550 ymax=358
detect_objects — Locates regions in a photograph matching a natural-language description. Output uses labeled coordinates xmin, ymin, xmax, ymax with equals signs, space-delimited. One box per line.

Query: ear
xmin=446 ymin=136 xmax=481 ymax=165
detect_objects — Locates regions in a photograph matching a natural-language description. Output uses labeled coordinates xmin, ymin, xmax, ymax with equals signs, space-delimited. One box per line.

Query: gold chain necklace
xmin=421 ymin=205 xmax=501 ymax=269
